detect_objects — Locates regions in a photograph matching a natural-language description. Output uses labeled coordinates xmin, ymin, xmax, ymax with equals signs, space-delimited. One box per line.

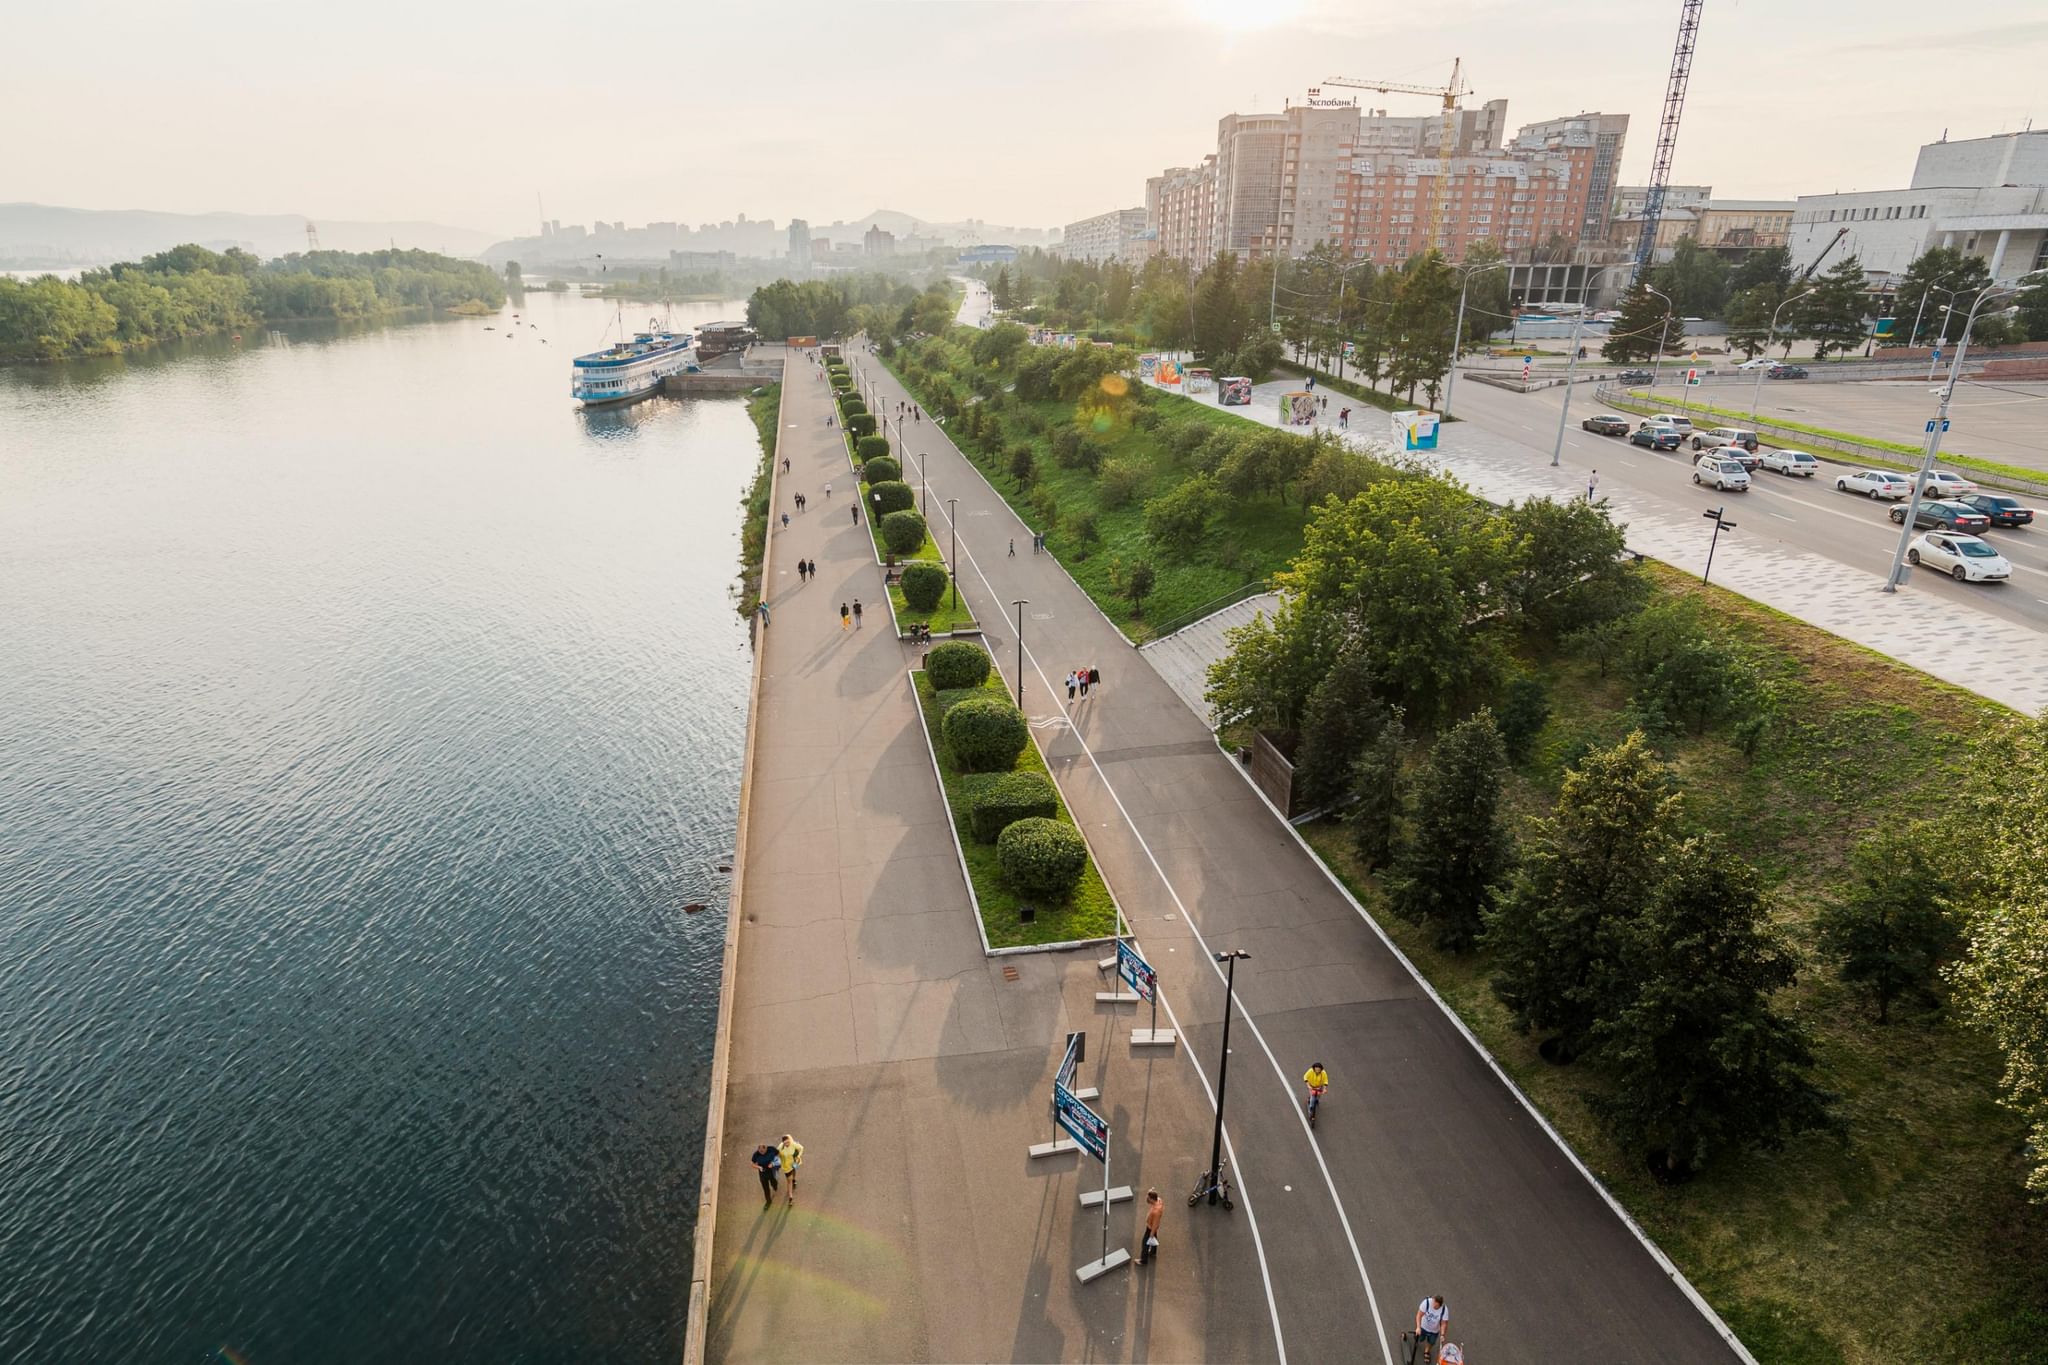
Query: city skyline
xmin=6 ymin=1 xmax=2043 ymax=240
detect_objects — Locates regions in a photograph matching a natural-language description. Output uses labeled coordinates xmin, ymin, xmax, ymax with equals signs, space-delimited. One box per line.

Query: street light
xmin=1204 ymin=949 xmax=1250 ymax=1207
xmin=918 ymin=452 xmax=927 ymax=515
xmin=1701 ymin=506 xmax=1736 ymax=585
xmin=1924 ymin=286 xmax=1967 ymax=380
xmin=1750 ymin=287 xmax=1816 ymax=428
xmin=946 ymin=497 xmax=959 ymax=610
xmin=1886 ymin=281 xmax=2034 ymax=592
xmin=1011 ymin=599 xmax=1029 ymax=708
xmin=1549 ymin=305 xmax=1589 ymax=467
xmin=1445 ymin=259 xmax=1510 ymax=421
xmin=1640 ymin=283 xmax=1674 ymax=390
xmin=1328 ymin=258 xmax=1376 ymax=382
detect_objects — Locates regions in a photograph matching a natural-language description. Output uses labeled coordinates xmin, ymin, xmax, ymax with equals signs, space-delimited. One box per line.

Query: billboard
xmin=1392 ymin=409 xmax=1440 ymax=451
xmin=1219 ymin=376 xmax=1253 ymax=406
xmin=1054 ymin=1083 xmax=1107 ymax=1163
xmin=1281 ymin=390 xmax=1315 ymax=426
xmin=1116 ymin=939 xmax=1156 ymax=1004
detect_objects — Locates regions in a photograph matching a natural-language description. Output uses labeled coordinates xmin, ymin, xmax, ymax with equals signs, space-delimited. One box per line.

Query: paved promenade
xmin=839 ymin=349 xmax=1747 ymax=1362
xmin=704 ymin=355 xmax=1274 ymax=1363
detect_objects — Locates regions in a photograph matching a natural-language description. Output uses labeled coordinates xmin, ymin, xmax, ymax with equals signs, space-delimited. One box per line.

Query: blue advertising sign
xmin=1116 ymin=939 xmax=1156 ymax=1004
xmin=1057 ymin=1032 xmax=1082 ymax=1091
xmin=1054 ymin=1083 xmax=1107 ymax=1163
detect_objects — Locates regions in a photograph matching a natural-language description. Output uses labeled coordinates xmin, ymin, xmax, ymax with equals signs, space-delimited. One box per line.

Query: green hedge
xmin=868 ymin=480 xmax=915 ymax=516
xmin=881 ymin=508 xmax=927 ymax=555
xmin=965 ymin=772 xmax=1059 ymax=843
xmin=856 ymin=438 xmax=891 ymax=467
xmin=998 ymin=818 xmax=1089 ymax=897
xmin=840 ymin=393 xmax=867 ymax=417
xmin=846 ymin=413 xmax=876 ymax=438
xmin=942 ymin=695 xmax=1028 ymax=772
xmin=900 ymin=562 xmax=947 ymax=612
xmin=927 ymin=642 xmax=991 ymax=690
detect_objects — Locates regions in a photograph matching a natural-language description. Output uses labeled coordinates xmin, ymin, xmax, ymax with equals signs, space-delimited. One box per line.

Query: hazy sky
xmin=9 ymin=0 xmax=2045 ymax=238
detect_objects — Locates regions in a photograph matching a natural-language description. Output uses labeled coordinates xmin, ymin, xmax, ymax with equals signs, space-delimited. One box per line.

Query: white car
xmin=1761 ymin=448 xmax=1821 ymax=477
xmin=1734 ymin=357 xmax=1777 ymax=370
xmin=1648 ymin=413 xmax=1696 ymax=436
xmin=1835 ymin=468 xmax=1912 ymax=499
xmin=1908 ymin=532 xmax=2011 ymax=582
xmin=1917 ymin=470 xmax=1979 ymax=498
xmin=1693 ymin=453 xmax=1752 ymax=492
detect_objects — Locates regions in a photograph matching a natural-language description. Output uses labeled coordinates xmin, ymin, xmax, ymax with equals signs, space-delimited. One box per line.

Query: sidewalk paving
xmin=707 ymin=352 xmax=1273 ymax=1363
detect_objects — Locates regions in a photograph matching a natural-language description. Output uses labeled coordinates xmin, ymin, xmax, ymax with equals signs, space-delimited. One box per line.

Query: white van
xmin=1649 ymin=413 xmax=1695 ymax=436
xmin=1693 ymin=453 xmax=1751 ymax=492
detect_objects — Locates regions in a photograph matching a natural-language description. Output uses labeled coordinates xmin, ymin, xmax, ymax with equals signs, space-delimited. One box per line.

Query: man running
xmin=778 ymin=1134 xmax=805 ymax=1205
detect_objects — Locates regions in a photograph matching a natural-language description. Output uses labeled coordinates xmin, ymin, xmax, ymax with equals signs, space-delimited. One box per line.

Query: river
xmin=0 ymin=294 xmax=760 ymax=1361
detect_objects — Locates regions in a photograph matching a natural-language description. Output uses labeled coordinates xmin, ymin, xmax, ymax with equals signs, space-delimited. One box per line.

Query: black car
xmin=1958 ymin=493 xmax=2035 ymax=527
xmin=1630 ymin=423 xmax=1684 ymax=450
xmin=1888 ymin=499 xmax=1992 ymax=533
xmin=1582 ymin=413 xmax=1631 ymax=436
xmin=1618 ymin=368 xmax=1654 ymax=384
xmin=1768 ymin=364 xmax=1809 ymax=380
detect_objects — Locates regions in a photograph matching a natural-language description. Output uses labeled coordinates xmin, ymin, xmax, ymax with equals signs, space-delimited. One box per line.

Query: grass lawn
xmin=886 ymin=579 xmax=977 ymax=636
xmin=911 ymin=669 xmax=1119 ymax=949
xmin=736 ymin=383 xmax=781 ymax=617
xmin=1299 ymin=565 xmax=2048 ymax=1365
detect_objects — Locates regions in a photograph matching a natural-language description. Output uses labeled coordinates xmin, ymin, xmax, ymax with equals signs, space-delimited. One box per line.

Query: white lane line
xmin=928 ymin=481 xmax=1396 ymax=1365
xmin=1768 ymin=512 xmax=1798 ymax=522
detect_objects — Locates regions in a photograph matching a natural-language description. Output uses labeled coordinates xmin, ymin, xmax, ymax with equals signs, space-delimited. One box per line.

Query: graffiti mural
xmin=1185 ymin=367 xmax=1214 ymax=395
xmin=1281 ymin=390 xmax=1316 ymax=426
xmin=1219 ymin=376 xmax=1253 ymax=406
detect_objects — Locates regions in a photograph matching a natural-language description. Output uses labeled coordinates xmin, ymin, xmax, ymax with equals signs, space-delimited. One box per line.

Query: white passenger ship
xmin=571 ymin=313 xmax=697 ymax=405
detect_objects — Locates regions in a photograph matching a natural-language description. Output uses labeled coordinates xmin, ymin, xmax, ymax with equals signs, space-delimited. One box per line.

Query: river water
xmin=0 ymin=294 xmax=760 ymax=1361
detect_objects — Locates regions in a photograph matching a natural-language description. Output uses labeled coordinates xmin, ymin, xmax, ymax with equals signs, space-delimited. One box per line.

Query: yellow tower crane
xmin=1319 ymin=59 xmax=1471 ymax=257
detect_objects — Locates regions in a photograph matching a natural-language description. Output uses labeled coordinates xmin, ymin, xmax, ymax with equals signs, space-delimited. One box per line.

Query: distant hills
xmin=0 ymin=203 xmax=500 ymax=269
xmin=481 ymin=208 xmax=1055 ymax=268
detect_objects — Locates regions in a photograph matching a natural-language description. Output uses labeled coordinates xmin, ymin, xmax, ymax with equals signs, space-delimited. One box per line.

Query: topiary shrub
xmin=856 ymin=438 xmax=891 ymax=467
xmin=998 ymin=817 xmax=1088 ymax=898
xmin=881 ymin=508 xmax=927 ymax=555
xmin=869 ymin=480 xmax=915 ymax=516
xmin=840 ymin=393 xmax=867 ymax=416
xmin=900 ymin=562 xmax=947 ymax=612
xmin=846 ymin=413 xmax=877 ymax=439
xmin=831 ymin=372 xmax=852 ymax=390
xmin=943 ymin=695 xmax=1030 ymax=773
xmin=936 ymin=687 xmax=983 ymax=714
xmin=964 ymin=771 xmax=1060 ymax=843
xmin=926 ymin=641 xmax=991 ymax=690
xmin=860 ymin=453 xmax=900 ymax=484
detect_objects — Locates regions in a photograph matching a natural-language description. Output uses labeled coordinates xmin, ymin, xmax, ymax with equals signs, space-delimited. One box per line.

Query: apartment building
xmin=1057 ymin=207 xmax=1148 ymax=264
xmin=1150 ymin=159 xmax=1218 ymax=263
xmin=1515 ymin=112 xmax=1630 ymax=240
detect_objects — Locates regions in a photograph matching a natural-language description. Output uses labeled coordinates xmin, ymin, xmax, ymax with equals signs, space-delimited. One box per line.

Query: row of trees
xmin=745 ymin=274 xmax=954 ymax=346
xmin=0 ymin=244 xmax=507 ymax=361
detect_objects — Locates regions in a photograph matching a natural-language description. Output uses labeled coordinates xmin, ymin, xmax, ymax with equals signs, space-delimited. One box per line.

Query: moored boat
xmin=571 ymin=315 xmax=697 ymax=405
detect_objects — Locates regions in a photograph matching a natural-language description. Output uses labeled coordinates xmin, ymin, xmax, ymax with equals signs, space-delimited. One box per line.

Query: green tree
xmin=1729 ymin=245 xmax=1791 ymax=293
xmin=1648 ymin=236 xmax=1732 ymax=318
xmin=1724 ymin=284 xmax=1786 ymax=359
xmin=1347 ymin=723 xmax=1408 ymax=872
xmin=1816 ymin=827 xmax=1956 ymax=1022
xmin=971 ymin=320 xmax=1029 ymax=369
xmin=991 ymin=266 xmax=1015 ymax=311
xmin=1386 ymin=250 xmax=1458 ymax=404
xmin=1456 ymin=240 xmax=1511 ymax=355
xmin=504 ymin=261 xmax=523 ymax=289
xmin=1799 ymin=255 xmax=1870 ymax=358
xmin=1591 ymin=836 xmax=1834 ymax=1176
xmin=1143 ymin=473 xmax=1222 ymax=554
xmin=1892 ymin=246 xmax=1992 ymax=347
xmin=1498 ymin=496 xmax=1645 ymax=635
xmin=1291 ymin=646 xmax=1391 ymax=811
xmin=1601 ymin=284 xmax=1669 ymax=364
xmin=1388 ymin=710 xmax=1514 ymax=951
xmin=2016 ymin=268 xmax=2048 ymax=343
xmin=1124 ymin=560 xmax=1155 ymax=617
xmin=1487 ymin=732 xmax=1682 ymax=1059
xmin=1204 ymin=599 xmax=1328 ymax=735
xmin=1493 ymin=672 xmax=1551 ymax=765
xmin=1191 ymin=251 xmax=1250 ymax=367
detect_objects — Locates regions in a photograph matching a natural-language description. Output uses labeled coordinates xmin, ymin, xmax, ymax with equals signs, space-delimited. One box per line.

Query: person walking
xmin=852 ymin=599 xmax=863 ymax=628
xmin=1066 ymin=670 xmax=1078 ymax=702
xmin=796 ymin=492 xmax=805 ymax=512
xmin=1087 ymin=665 xmax=1101 ymax=696
xmin=825 ymin=482 xmax=833 ymax=499
xmin=851 ymin=505 xmax=860 ymax=526
xmin=1140 ymin=1188 xmax=1163 ymax=1264
xmin=1587 ymin=469 xmax=1600 ymax=503
xmin=1412 ymin=1296 xmax=1450 ymax=1363
xmin=1077 ymin=666 xmax=1089 ymax=700
xmin=781 ymin=512 xmax=790 ymax=529
xmin=1008 ymin=537 xmax=1016 ymax=557
xmin=755 ymin=601 xmax=770 ymax=630
xmin=777 ymin=1134 xmax=805 ymax=1205
xmin=751 ymin=1143 xmax=781 ymax=1207
xmin=781 ymin=457 xmax=790 ymax=473
xmin=839 ymin=602 xmax=851 ymax=632
xmin=796 ymin=560 xmax=807 ymax=584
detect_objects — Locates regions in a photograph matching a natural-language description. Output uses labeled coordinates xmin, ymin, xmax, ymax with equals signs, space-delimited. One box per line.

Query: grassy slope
xmin=1303 ymin=566 xmax=2048 ymax=1365
xmin=736 ymin=383 xmax=781 ymax=617
xmin=912 ymin=670 xmax=1118 ymax=949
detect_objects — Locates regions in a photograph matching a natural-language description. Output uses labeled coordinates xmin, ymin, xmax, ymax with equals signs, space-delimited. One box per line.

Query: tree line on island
xmin=0 ymin=244 xmax=508 ymax=361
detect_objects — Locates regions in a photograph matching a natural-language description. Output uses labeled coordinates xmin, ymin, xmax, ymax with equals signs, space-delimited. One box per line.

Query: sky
xmin=7 ymin=0 xmax=2045 ymax=240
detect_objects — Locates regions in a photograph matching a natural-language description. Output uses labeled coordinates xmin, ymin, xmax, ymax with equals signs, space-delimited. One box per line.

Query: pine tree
xmin=1389 ymin=710 xmax=1514 ymax=951
xmin=1348 ymin=723 xmax=1408 ymax=872
xmin=1817 ymin=827 xmax=1955 ymax=1022
xmin=1799 ymin=255 xmax=1870 ymax=358
xmin=1292 ymin=646 xmax=1389 ymax=811
xmin=1724 ymin=285 xmax=1784 ymax=359
xmin=1600 ymin=284 xmax=1669 ymax=364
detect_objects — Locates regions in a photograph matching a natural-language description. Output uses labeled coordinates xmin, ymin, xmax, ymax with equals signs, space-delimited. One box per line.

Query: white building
xmin=1058 ymin=207 xmax=1148 ymax=264
xmin=1787 ymin=130 xmax=2048 ymax=285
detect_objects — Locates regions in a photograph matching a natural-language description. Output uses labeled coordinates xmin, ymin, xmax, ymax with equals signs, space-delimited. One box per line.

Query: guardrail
xmin=1140 ymin=578 xmax=1273 ymax=643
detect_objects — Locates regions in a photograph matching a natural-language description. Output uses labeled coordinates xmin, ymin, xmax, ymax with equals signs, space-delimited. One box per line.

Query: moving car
xmin=1734 ymin=357 xmax=1776 ymax=369
xmin=1889 ymin=499 xmax=1992 ymax=533
xmin=1957 ymin=493 xmax=2034 ymax=527
xmin=1693 ymin=453 xmax=1752 ymax=492
xmin=1760 ymin=448 xmax=1821 ymax=477
xmin=1907 ymin=532 xmax=2011 ymax=582
xmin=1618 ymin=368 xmax=1654 ymax=384
xmin=1692 ymin=426 xmax=1760 ymax=452
xmin=1631 ymin=422 xmax=1684 ymax=450
xmin=1582 ymin=413 xmax=1631 ymax=436
xmin=1915 ymin=470 xmax=1978 ymax=498
xmin=1647 ymin=413 xmax=1696 ymax=436
xmin=1767 ymin=364 xmax=1809 ymax=379
xmin=1708 ymin=443 xmax=1763 ymax=472
xmin=1835 ymin=468 xmax=1912 ymax=499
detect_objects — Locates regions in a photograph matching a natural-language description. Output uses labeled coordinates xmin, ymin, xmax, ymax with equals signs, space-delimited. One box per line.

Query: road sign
xmin=1932 ymin=348 xmax=1943 ymax=363
xmin=1925 ymin=418 xmax=1951 ymax=434
xmin=1054 ymin=1083 xmax=1107 ymax=1163
xmin=1116 ymin=939 xmax=1156 ymax=1004
xmin=1685 ymin=368 xmax=1701 ymax=386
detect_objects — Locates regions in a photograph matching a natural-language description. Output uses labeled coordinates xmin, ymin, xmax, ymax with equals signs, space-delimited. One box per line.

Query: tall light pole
xmin=1641 ymin=283 xmax=1674 ymax=390
xmin=1010 ymin=600 xmax=1029 ymax=707
xmin=1205 ymin=949 xmax=1250 ymax=1207
xmin=1750 ymin=286 xmax=1816 ymax=427
xmin=1906 ymin=273 xmax=1957 ymax=349
xmin=946 ymin=497 xmax=959 ymax=610
xmin=1329 ymin=258 xmax=1376 ymax=382
xmin=1924 ymin=287 xmax=1967 ymax=380
xmin=918 ymin=452 xmax=928 ymax=515
xmin=1549 ymin=307 xmax=1590 ymax=467
xmin=1445 ymin=259 xmax=1510 ymax=421
xmin=1886 ymin=282 xmax=2032 ymax=592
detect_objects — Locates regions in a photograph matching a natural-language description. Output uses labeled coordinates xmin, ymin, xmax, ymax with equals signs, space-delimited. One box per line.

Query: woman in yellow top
xmin=1302 ymin=1063 xmax=1330 ymax=1124
xmin=777 ymin=1134 xmax=804 ymax=1206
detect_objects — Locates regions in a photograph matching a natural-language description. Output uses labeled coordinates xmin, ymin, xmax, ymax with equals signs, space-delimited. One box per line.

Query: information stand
xmin=1057 ymin=1082 xmax=1129 ymax=1282
xmin=1119 ymin=939 xmax=1175 ymax=1046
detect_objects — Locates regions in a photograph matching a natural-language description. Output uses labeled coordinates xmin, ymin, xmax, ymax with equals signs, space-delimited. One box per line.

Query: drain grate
xmin=1001 ymin=964 xmax=1020 ymax=982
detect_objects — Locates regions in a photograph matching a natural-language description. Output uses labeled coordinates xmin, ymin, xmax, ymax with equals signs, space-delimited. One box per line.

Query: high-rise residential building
xmin=863 ymin=225 xmax=896 ymax=256
xmin=787 ymin=219 xmax=811 ymax=269
xmin=1350 ymin=98 xmax=1509 ymax=157
xmin=1152 ymin=159 xmax=1218 ymax=263
xmin=1058 ymin=207 xmax=1149 ymax=264
xmin=1212 ymin=112 xmax=1290 ymax=257
xmin=1612 ymin=184 xmax=1712 ymax=219
xmin=1514 ymin=112 xmax=1630 ymax=241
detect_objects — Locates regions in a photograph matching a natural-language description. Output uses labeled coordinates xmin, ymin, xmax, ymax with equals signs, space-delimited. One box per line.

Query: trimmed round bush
xmin=942 ymin=696 xmax=1030 ymax=773
xmin=839 ymin=393 xmax=867 ymax=417
xmin=881 ymin=508 xmax=927 ymax=555
xmin=997 ymin=817 xmax=1088 ymax=898
xmin=846 ymin=413 xmax=876 ymax=439
xmin=856 ymin=439 xmax=892 ymax=468
xmin=830 ymin=373 xmax=852 ymax=391
xmin=869 ymin=480 xmax=915 ymax=516
xmin=965 ymin=772 xmax=1059 ymax=843
xmin=926 ymin=641 xmax=992 ymax=690
xmin=900 ymin=562 xmax=947 ymax=612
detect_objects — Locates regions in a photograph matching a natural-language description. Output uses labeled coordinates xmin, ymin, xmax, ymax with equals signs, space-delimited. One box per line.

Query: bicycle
xmin=1306 ymin=1083 xmax=1328 ymax=1128
xmin=1187 ymin=1161 xmax=1234 ymax=1209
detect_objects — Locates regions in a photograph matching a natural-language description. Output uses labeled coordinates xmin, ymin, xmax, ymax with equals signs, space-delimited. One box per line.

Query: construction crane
xmin=1319 ymin=59 xmax=1471 ymax=254
xmin=1796 ymin=226 xmax=1850 ymax=283
xmin=305 ymin=222 xmax=321 ymax=252
xmin=1631 ymin=0 xmax=1704 ymax=284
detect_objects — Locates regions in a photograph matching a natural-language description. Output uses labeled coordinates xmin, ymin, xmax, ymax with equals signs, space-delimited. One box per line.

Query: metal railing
xmin=1140 ymin=578 xmax=1275 ymax=645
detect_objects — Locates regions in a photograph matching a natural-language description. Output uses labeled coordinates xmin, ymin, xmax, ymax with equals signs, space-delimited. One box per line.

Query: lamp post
xmin=946 ymin=497 xmax=959 ymax=610
xmin=1701 ymin=506 xmax=1736 ymax=585
xmin=1549 ymin=307 xmax=1590 ymax=468
xmin=1924 ymin=287 xmax=1966 ymax=381
xmin=1445 ymin=259 xmax=1510 ymax=421
xmin=1205 ymin=949 xmax=1250 ymax=1207
xmin=1329 ymin=258 xmax=1376 ymax=383
xmin=918 ymin=452 xmax=927 ymax=515
xmin=1886 ymin=282 xmax=2032 ymax=592
xmin=1750 ymin=287 xmax=1816 ymax=428
xmin=1641 ymin=283 xmax=1674 ymax=390
xmin=1011 ymin=599 xmax=1029 ymax=708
